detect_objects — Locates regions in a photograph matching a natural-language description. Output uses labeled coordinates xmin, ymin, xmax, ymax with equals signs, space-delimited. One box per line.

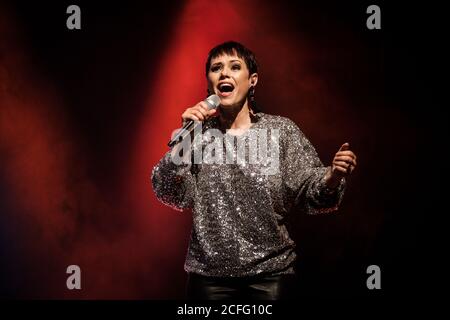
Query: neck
xmin=219 ymin=101 xmax=253 ymax=130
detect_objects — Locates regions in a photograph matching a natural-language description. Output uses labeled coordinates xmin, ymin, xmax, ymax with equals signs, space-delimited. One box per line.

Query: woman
xmin=151 ymin=41 xmax=357 ymax=299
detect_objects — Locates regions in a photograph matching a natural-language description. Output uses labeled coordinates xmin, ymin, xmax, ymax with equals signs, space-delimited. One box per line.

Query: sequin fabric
xmin=151 ymin=112 xmax=346 ymax=277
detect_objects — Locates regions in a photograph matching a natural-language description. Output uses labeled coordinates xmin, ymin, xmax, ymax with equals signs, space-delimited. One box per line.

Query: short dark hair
xmin=205 ymin=41 xmax=258 ymax=77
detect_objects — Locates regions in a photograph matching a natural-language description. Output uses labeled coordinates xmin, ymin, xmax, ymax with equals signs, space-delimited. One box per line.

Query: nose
xmin=220 ymin=66 xmax=230 ymax=79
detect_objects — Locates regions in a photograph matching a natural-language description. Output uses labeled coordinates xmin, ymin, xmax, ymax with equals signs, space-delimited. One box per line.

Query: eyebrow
xmin=211 ymin=59 xmax=243 ymax=66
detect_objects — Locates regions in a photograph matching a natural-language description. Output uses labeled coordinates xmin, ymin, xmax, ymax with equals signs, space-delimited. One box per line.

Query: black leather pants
xmin=186 ymin=273 xmax=296 ymax=300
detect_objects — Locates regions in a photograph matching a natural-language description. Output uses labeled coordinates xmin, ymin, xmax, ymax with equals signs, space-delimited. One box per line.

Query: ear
xmin=249 ymin=73 xmax=258 ymax=88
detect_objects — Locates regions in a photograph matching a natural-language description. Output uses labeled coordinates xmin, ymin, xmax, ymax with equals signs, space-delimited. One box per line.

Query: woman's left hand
xmin=324 ymin=142 xmax=357 ymax=189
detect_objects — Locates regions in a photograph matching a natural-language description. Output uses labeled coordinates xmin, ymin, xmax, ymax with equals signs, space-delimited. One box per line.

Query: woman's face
xmin=207 ymin=54 xmax=258 ymax=108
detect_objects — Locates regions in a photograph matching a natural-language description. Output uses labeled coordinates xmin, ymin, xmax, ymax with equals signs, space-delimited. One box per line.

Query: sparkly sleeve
xmin=281 ymin=119 xmax=346 ymax=214
xmin=151 ymin=151 xmax=195 ymax=211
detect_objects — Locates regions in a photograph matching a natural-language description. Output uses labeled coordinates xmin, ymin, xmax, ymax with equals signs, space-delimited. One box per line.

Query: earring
xmin=249 ymin=86 xmax=255 ymax=103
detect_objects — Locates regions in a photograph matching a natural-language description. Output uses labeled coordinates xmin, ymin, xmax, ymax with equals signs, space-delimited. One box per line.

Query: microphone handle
xmin=168 ymin=95 xmax=220 ymax=148
xmin=168 ymin=119 xmax=198 ymax=148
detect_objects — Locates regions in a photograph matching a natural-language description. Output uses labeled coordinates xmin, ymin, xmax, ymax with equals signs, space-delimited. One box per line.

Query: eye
xmin=232 ymin=64 xmax=241 ymax=70
xmin=211 ymin=65 xmax=221 ymax=72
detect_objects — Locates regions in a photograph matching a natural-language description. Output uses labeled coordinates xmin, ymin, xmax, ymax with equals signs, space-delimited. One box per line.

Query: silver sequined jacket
xmin=151 ymin=112 xmax=345 ymax=277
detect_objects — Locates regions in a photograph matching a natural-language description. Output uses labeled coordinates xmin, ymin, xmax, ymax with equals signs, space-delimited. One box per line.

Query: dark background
xmin=0 ymin=0 xmax=444 ymax=299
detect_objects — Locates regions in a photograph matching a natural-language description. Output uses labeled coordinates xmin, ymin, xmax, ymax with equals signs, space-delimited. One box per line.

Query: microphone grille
xmin=206 ymin=94 xmax=221 ymax=109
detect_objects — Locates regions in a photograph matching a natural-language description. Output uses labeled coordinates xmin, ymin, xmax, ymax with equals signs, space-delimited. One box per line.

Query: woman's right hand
xmin=171 ymin=101 xmax=218 ymax=159
xmin=181 ymin=101 xmax=218 ymax=124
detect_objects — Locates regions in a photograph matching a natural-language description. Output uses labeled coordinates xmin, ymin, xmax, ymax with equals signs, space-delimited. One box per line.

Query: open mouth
xmin=217 ymin=83 xmax=235 ymax=96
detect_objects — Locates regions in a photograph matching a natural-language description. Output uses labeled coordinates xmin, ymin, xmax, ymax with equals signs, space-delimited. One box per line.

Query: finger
xmin=208 ymin=108 xmax=218 ymax=116
xmin=193 ymin=106 xmax=209 ymax=118
xmin=334 ymin=156 xmax=357 ymax=167
xmin=334 ymin=161 xmax=352 ymax=169
xmin=184 ymin=114 xmax=199 ymax=122
xmin=333 ymin=166 xmax=348 ymax=174
xmin=335 ymin=152 xmax=357 ymax=164
xmin=335 ymin=150 xmax=356 ymax=158
xmin=334 ymin=162 xmax=355 ymax=175
xmin=334 ymin=155 xmax=355 ymax=163
xmin=338 ymin=143 xmax=350 ymax=152
xmin=190 ymin=110 xmax=205 ymax=121
xmin=198 ymin=102 xmax=211 ymax=112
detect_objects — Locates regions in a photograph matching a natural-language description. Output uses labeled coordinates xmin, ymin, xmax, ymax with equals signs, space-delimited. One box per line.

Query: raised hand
xmin=324 ymin=142 xmax=357 ymax=189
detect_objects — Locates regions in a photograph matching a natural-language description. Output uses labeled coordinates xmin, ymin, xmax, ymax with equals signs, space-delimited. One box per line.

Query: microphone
xmin=168 ymin=94 xmax=221 ymax=148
